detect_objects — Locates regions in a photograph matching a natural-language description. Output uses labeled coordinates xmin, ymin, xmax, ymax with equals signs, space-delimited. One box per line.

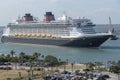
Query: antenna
xmin=108 ymin=16 xmax=118 ymax=40
xmin=18 ymin=15 xmax=21 ymax=19
xmin=109 ymin=16 xmax=114 ymax=33
xmin=63 ymin=11 xmax=67 ymax=15
xmin=109 ymin=16 xmax=112 ymax=25
xmin=62 ymin=11 xmax=68 ymax=21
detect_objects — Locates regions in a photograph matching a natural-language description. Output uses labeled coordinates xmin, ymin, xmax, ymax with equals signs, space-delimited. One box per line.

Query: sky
xmin=0 ymin=0 xmax=120 ymax=25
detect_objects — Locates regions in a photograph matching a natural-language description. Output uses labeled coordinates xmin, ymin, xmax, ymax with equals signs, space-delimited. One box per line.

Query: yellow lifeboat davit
xmin=22 ymin=34 xmax=26 ymax=36
xmin=36 ymin=34 xmax=41 ymax=37
xmin=19 ymin=34 xmax=22 ymax=36
xmin=15 ymin=34 xmax=18 ymax=36
xmin=41 ymin=34 xmax=45 ymax=37
xmin=46 ymin=33 xmax=51 ymax=37
xmin=27 ymin=34 xmax=31 ymax=37
xmin=31 ymin=34 xmax=34 ymax=36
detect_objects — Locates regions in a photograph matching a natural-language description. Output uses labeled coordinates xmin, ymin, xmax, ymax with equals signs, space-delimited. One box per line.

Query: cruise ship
xmin=1 ymin=12 xmax=113 ymax=47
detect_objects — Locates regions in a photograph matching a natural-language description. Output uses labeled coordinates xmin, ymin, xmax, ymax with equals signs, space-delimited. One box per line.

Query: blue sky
xmin=0 ymin=0 xmax=120 ymax=25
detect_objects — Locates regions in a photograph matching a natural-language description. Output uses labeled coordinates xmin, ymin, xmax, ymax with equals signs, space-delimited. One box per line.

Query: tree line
xmin=0 ymin=50 xmax=66 ymax=67
xmin=0 ymin=50 xmax=120 ymax=79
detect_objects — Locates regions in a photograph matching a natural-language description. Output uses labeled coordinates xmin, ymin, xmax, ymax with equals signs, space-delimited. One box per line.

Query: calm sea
xmin=0 ymin=25 xmax=120 ymax=64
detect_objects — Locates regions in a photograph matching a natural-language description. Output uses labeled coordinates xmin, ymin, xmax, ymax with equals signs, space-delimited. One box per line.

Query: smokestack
xmin=24 ymin=13 xmax=33 ymax=21
xmin=44 ymin=12 xmax=55 ymax=22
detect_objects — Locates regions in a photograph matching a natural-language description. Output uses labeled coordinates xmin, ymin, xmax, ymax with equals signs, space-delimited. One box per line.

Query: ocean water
xmin=0 ymin=25 xmax=120 ymax=64
xmin=0 ymin=38 xmax=120 ymax=64
xmin=95 ymin=24 xmax=120 ymax=33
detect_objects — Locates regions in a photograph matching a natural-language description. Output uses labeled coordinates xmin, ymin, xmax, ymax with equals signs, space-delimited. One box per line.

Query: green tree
xmin=6 ymin=54 xmax=11 ymax=61
xmin=10 ymin=50 xmax=15 ymax=58
xmin=117 ymin=60 xmax=120 ymax=66
xmin=12 ymin=56 xmax=19 ymax=70
xmin=10 ymin=50 xmax=15 ymax=69
xmin=71 ymin=63 xmax=74 ymax=72
xmin=1 ymin=54 xmax=5 ymax=57
xmin=110 ymin=65 xmax=120 ymax=80
xmin=25 ymin=53 xmax=41 ymax=78
xmin=110 ymin=60 xmax=120 ymax=80
xmin=41 ymin=55 xmax=44 ymax=60
xmin=44 ymin=55 xmax=58 ymax=67
xmin=29 ymin=55 xmax=35 ymax=78
xmin=19 ymin=52 xmax=26 ymax=58
xmin=3 ymin=54 xmax=11 ymax=68
xmin=41 ymin=55 xmax=45 ymax=66
xmin=44 ymin=55 xmax=58 ymax=73
xmin=94 ymin=62 xmax=103 ymax=72
xmin=19 ymin=52 xmax=26 ymax=63
xmin=33 ymin=52 xmax=41 ymax=61
xmin=0 ymin=54 xmax=7 ymax=62
xmin=85 ymin=62 xmax=95 ymax=71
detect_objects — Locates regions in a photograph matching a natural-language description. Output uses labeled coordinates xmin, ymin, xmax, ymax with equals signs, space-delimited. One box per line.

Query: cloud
xmin=90 ymin=8 xmax=112 ymax=14
xmin=49 ymin=0 xmax=74 ymax=4
xmin=0 ymin=0 xmax=119 ymax=25
xmin=84 ymin=8 xmax=120 ymax=24
xmin=85 ymin=7 xmax=120 ymax=16
xmin=49 ymin=0 xmax=59 ymax=3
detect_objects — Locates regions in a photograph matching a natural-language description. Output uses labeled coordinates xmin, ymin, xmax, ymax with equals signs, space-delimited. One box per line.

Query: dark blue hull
xmin=1 ymin=35 xmax=112 ymax=47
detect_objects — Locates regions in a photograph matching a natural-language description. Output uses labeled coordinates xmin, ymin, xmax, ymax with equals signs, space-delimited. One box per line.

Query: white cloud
xmin=0 ymin=0 xmax=119 ymax=25
xmin=49 ymin=0 xmax=59 ymax=3
xmin=49 ymin=0 xmax=74 ymax=4
xmin=89 ymin=8 xmax=112 ymax=15
xmin=85 ymin=8 xmax=120 ymax=24
xmin=87 ymin=8 xmax=120 ymax=16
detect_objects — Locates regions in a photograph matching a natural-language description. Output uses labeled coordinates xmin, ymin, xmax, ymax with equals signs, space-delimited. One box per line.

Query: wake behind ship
xmin=1 ymin=12 xmax=113 ymax=47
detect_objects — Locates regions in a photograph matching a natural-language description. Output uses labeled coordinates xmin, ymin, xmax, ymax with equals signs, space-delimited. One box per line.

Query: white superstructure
xmin=3 ymin=12 xmax=112 ymax=39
